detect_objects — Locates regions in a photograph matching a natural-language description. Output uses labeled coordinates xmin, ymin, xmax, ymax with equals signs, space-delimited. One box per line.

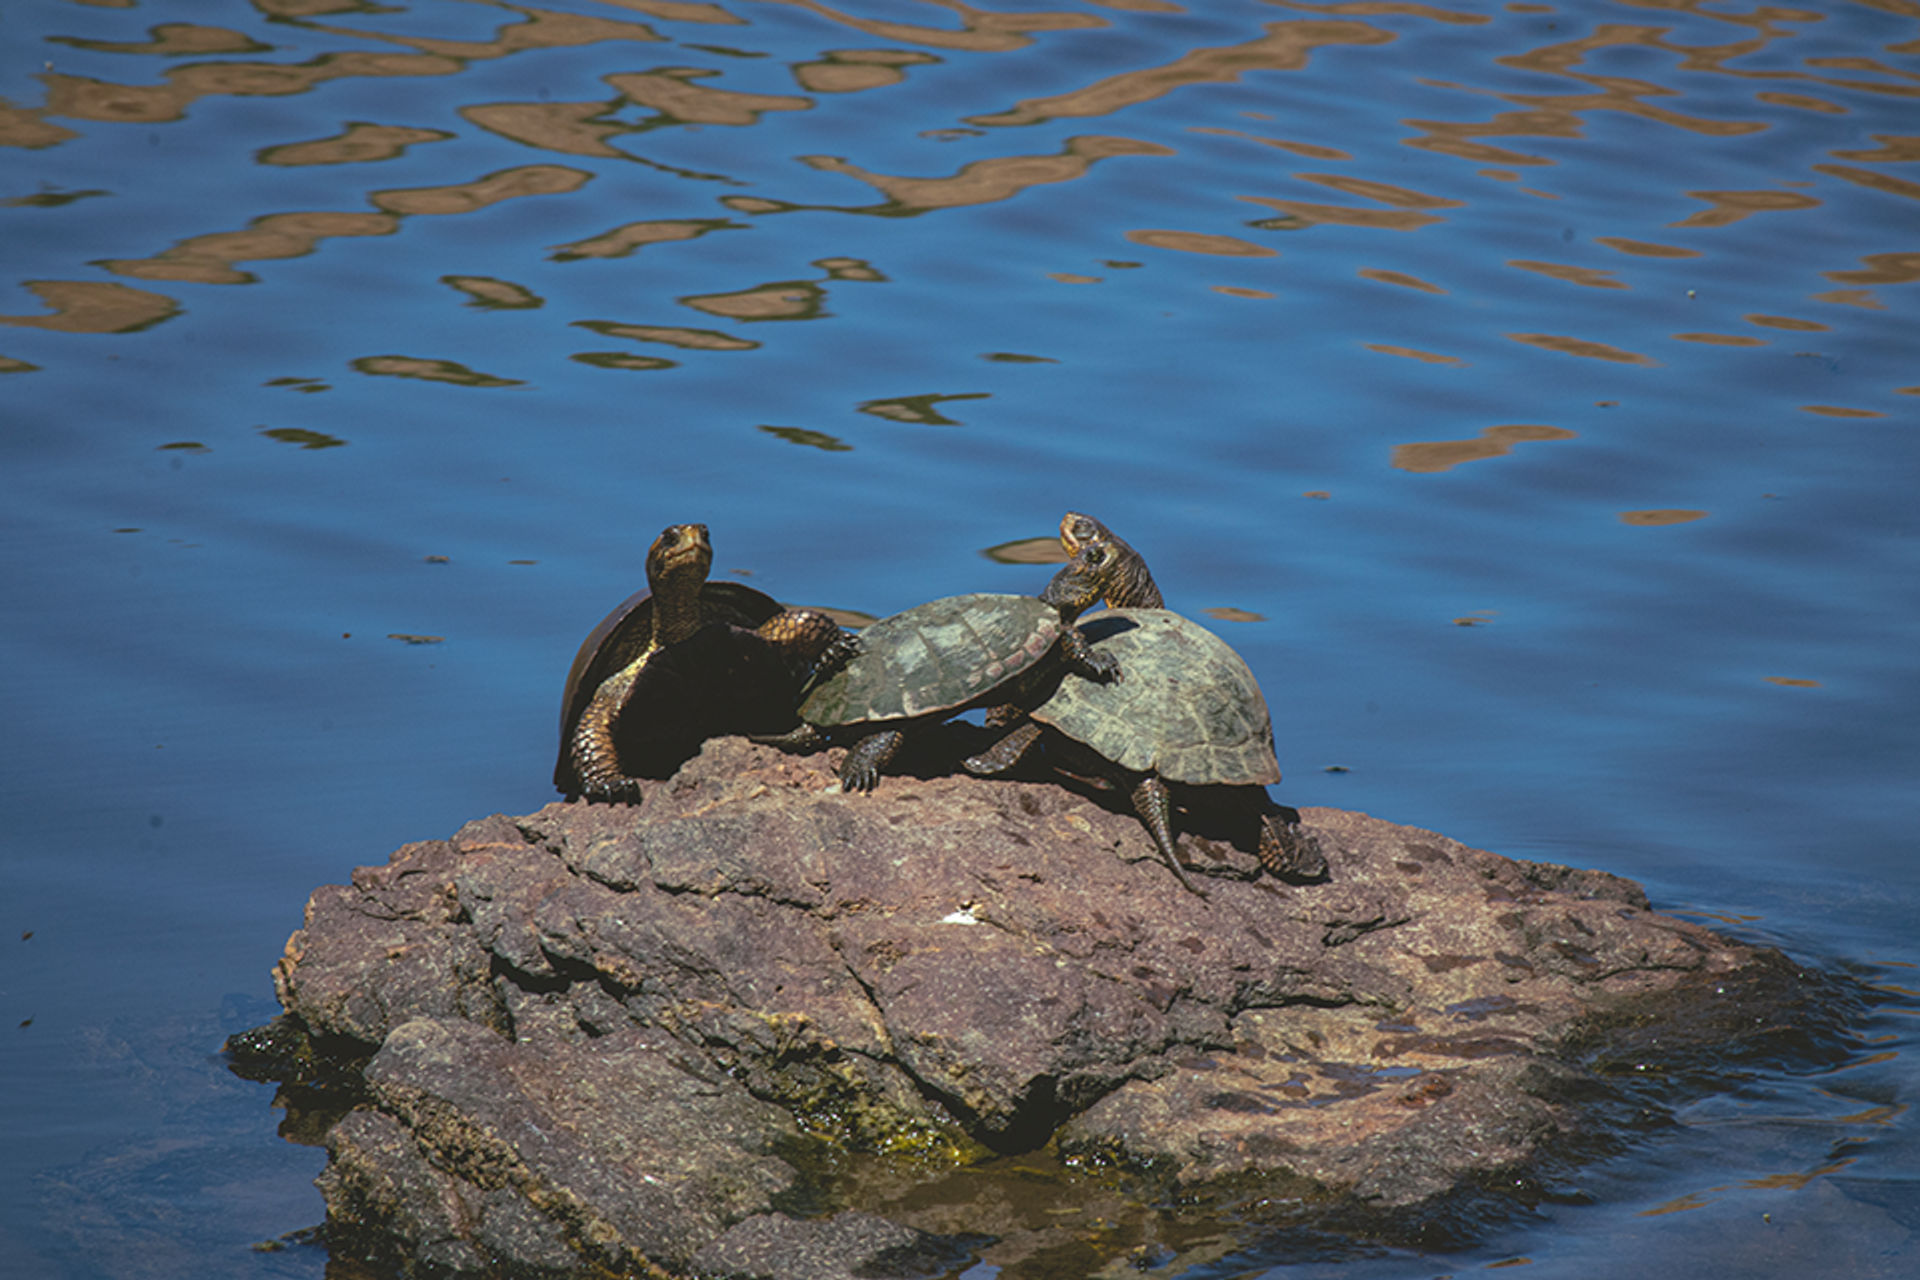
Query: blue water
xmin=3 ymin=0 xmax=1915 ymax=1274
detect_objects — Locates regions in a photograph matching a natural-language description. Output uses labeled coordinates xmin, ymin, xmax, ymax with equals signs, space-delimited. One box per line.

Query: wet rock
xmin=248 ymin=738 xmax=1841 ymax=1276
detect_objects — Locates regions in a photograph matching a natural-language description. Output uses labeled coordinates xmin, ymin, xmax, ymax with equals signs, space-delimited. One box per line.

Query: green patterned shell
xmin=1031 ymin=608 xmax=1281 ymax=785
xmin=800 ymin=593 xmax=1061 ymax=727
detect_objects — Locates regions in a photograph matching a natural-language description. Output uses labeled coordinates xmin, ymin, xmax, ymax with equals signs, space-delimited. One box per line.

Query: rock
xmin=241 ymin=737 xmax=1848 ymax=1276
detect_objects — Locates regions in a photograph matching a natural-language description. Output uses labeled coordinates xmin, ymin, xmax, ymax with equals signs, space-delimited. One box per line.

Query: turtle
xmin=979 ymin=514 xmax=1161 ymax=735
xmin=965 ymin=542 xmax=1327 ymax=896
xmin=769 ymin=556 xmax=1128 ymax=793
xmin=555 ymin=523 xmax=852 ymax=803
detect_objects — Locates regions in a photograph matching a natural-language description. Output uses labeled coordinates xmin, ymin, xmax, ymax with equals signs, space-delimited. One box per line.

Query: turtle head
xmin=1041 ymin=540 xmax=1125 ymax=620
xmin=1055 ymin=512 xmax=1163 ymax=611
xmin=1058 ymin=511 xmax=1114 ymax=556
xmin=646 ymin=523 xmax=714 ymax=593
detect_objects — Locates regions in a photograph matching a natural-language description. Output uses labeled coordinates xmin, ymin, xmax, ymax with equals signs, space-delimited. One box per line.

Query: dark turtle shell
xmin=799 ymin=593 xmax=1061 ymax=728
xmin=1029 ymin=608 xmax=1281 ymax=786
xmin=553 ymin=581 xmax=785 ymax=793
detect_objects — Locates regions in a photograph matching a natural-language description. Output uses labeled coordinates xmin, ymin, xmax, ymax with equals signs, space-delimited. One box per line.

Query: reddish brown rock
xmin=247 ymin=737 xmax=1838 ymax=1277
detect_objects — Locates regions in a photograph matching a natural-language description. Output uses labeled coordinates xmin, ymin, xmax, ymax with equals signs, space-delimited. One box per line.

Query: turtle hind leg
xmin=840 ymin=728 xmax=904 ymax=793
xmin=963 ymin=722 xmax=1043 ymax=776
xmin=1257 ymin=806 xmax=1329 ymax=882
xmin=1130 ymin=775 xmax=1208 ymax=899
xmin=754 ymin=722 xmax=827 ymax=753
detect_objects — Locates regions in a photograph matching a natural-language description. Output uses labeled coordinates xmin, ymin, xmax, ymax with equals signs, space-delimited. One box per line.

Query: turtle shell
xmin=554 ymin=580 xmax=785 ymax=792
xmin=800 ymin=592 xmax=1061 ymax=728
xmin=1030 ymin=608 xmax=1281 ymax=786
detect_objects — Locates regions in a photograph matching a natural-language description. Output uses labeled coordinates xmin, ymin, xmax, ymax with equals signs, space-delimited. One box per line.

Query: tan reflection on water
xmin=1507 ymin=333 xmax=1658 ymax=366
xmin=259 ymin=123 xmax=453 ymax=167
xmin=91 ymin=166 xmax=585 ymax=289
xmin=351 ymin=355 xmax=525 ymax=387
xmin=573 ymin=321 xmax=760 ymax=353
xmin=1188 ymin=126 xmax=1351 ymax=160
xmin=461 ymin=100 xmax=633 ymax=159
xmin=552 ymin=219 xmax=740 ymax=262
xmin=1799 ymin=405 xmax=1887 ymax=419
xmin=1620 ymin=509 xmax=1707 ymax=527
xmin=1594 ymin=237 xmax=1700 ymax=260
xmin=963 ymin=21 xmax=1395 ymax=127
xmin=1359 ymin=268 xmax=1446 ymax=293
xmin=1673 ymin=333 xmax=1768 ymax=347
xmin=794 ymin=48 xmax=940 ymax=95
xmin=443 ymin=277 xmax=544 ymax=310
xmin=982 ymin=536 xmax=1068 ymax=565
xmin=1670 ymin=189 xmax=1822 ymax=229
xmin=683 ymin=281 xmax=827 ymax=322
xmin=859 ymin=393 xmax=991 ymax=425
xmin=1507 ymin=260 xmax=1627 ymax=289
xmin=307 ymin=4 xmax=678 ymax=61
xmin=102 ymin=212 xmax=398 ymax=285
xmin=1391 ymin=424 xmax=1575 ymax=474
xmin=800 ymin=136 xmax=1174 ymax=214
xmin=1125 ymin=229 xmax=1276 ymax=257
xmin=1367 ymin=344 xmax=1464 ymax=364
xmin=51 ymin=23 xmax=270 ymax=57
xmin=1826 ymin=252 xmax=1920 ymax=286
xmin=759 ymin=0 xmax=1103 ymax=54
xmin=0 ymin=280 xmax=179 ymax=333
xmin=606 ymin=69 xmax=811 ymax=125
xmin=372 ymin=165 xmax=591 ymax=215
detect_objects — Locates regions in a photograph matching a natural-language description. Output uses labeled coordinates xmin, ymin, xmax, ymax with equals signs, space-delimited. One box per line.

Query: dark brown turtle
xmin=770 ymin=563 xmax=1125 ymax=793
xmin=967 ymin=540 xmax=1326 ymax=895
xmin=555 ymin=523 xmax=850 ymax=803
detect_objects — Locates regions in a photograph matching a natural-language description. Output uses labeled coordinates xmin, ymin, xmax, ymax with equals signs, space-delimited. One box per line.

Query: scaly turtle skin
xmin=555 ymin=524 xmax=850 ymax=803
xmin=1059 ymin=511 xmax=1163 ymax=609
xmin=968 ymin=539 xmax=1326 ymax=895
xmin=776 ymin=563 xmax=1123 ymax=793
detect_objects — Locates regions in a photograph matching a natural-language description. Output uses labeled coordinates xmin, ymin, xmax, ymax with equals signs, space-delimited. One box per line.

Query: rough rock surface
xmin=251 ymin=737 xmax=1832 ymax=1277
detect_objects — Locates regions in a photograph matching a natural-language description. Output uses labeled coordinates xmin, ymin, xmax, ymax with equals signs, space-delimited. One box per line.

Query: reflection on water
xmin=3 ymin=0 xmax=1917 ymax=1276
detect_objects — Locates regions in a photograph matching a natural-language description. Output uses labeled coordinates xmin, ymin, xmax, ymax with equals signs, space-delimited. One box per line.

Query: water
xmin=2 ymin=0 xmax=1915 ymax=1274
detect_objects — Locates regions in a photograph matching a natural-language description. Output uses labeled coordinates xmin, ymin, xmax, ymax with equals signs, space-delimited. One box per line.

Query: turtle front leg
xmin=840 ymin=728 xmax=904 ymax=793
xmin=963 ymin=721 xmax=1043 ymax=776
xmin=569 ymin=672 xmax=647 ymax=805
xmin=1130 ymin=775 xmax=1207 ymax=898
xmin=1257 ymin=808 xmax=1329 ymax=883
xmin=758 ymin=609 xmax=860 ymax=679
xmin=1057 ymin=626 xmax=1122 ymax=684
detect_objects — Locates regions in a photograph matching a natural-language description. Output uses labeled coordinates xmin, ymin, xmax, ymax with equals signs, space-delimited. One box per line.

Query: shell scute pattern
xmin=800 ymin=593 xmax=1062 ymax=727
xmin=1032 ymin=609 xmax=1281 ymax=785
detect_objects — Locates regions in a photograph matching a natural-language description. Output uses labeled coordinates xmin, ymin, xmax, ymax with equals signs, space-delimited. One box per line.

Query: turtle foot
xmin=1259 ymin=814 xmax=1329 ymax=882
xmin=838 ymin=729 xmax=902 ymax=794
